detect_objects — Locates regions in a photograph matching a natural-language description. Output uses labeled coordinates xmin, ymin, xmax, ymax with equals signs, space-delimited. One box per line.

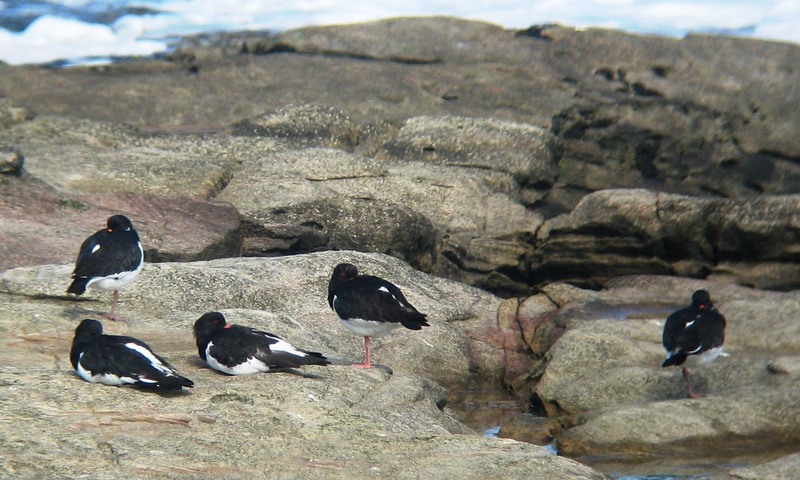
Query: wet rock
xmin=525 ymin=275 xmax=800 ymax=457
xmin=729 ymin=452 xmax=800 ymax=480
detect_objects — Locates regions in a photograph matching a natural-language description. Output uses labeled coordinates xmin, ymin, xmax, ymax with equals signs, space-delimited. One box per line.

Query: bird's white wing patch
xmin=124 ymin=342 xmax=174 ymax=375
xmin=684 ymin=320 xmax=695 ymax=328
xmin=378 ymin=285 xmax=403 ymax=304
xmin=90 ymin=244 xmax=101 ymax=254
xmin=270 ymin=338 xmax=307 ymax=357
xmin=686 ymin=345 xmax=703 ymax=354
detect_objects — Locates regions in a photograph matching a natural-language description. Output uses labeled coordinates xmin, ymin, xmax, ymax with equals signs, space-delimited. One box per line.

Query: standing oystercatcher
xmin=67 ymin=214 xmax=143 ymax=322
xmin=662 ymin=289 xmax=726 ymax=398
xmin=193 ymin=312 xmax=330 ymax=375
xmin=70 ymin=319 xmax=193 ymax=390
xmin=327 ymin=263 xmax=429 ymax=369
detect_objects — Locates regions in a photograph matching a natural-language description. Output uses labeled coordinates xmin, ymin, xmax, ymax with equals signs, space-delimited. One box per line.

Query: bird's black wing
xmin=73 ymin=230 xmax=141 ymax=278
xmin=82 ymin=336 xmax=192 ymax=389
xmin=333 ymin=276 xmax=428 ymax=329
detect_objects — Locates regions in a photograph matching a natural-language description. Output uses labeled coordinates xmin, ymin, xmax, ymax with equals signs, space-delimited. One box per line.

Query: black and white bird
xmin=67 ymin=214 xmax=144 ymax=322
xmin=70 ymin=319 xmax=194 ymax=390
xmin=662 ymin=289 xmax=726 ymax=398
xmin=193 ymin=312 xmax=330 ymax=375
xmin=327 ymin=263 xmax=429 ymax=369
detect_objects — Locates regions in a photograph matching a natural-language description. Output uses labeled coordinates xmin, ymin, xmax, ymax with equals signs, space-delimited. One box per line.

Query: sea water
xmin=0 ymin=0 xmax=797 ymax=66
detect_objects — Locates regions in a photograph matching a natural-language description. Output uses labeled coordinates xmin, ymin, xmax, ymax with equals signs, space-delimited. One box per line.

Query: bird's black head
xmin=194 ymin=311 xmax=228 ymax=339
xmin=74 ymin=318 xmax=103 ymax=341
xmin=691 ymin=289 xmax=713 ymax=310
xmin=332 ymin=263 xmax=359 ymax=281
xmin=107 ymin=214 xmax=134 ymax=233
xmin=193 ymin=312 xmax=228 ymax=360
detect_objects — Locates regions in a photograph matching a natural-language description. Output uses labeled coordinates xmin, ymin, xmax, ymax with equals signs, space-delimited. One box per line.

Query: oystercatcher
xmin=67 ymin=214 xmax=143 ymax=322
xmin=193 ymin=312 xmax=330 ymax=375
xmin=327 ymin=263 xmax=429 ymax=369
xmin=70 ymin=319 xmax=193 ymax=390
xmin=662 ymin=289 xmax=726 ymax=398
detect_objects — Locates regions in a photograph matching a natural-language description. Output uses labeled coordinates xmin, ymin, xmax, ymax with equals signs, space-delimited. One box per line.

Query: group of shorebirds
xmin=66 ymin=215 xmax=725 ymax=398
xmin=67 ymin=215 xmax=428 ymax=390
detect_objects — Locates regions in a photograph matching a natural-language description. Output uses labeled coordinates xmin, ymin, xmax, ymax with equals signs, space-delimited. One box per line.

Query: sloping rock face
xmin=0 ymin=251 xmax=606 ymax=479
xmin=1 ymin=18 xmax=799 ymax=294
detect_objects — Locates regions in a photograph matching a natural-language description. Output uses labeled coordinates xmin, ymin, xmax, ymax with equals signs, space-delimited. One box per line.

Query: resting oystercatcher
xmin=193 ymin=312 xmax=330 ymax=375
xmin=662 ymin=289 xmax=726 ymax=398
xmin=327 ymin=263 xmax=429 ymax=369
xmin=67 ymin=214 xmax=144 ymax=322
xmin=70 ymin=319 xmax=193 ymax=390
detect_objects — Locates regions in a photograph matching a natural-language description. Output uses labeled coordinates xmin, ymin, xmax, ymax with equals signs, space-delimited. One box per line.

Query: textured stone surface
xmin=0 ymin=251 xmax=608 ymax=479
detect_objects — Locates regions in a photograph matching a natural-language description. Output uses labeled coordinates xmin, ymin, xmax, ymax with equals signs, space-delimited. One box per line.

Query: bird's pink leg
xmin=683 ymin=367 xmax=705 ymax=399
xmin=103 ymin=290 xmax=125 ymax=322
xmin=351 ymin=336 xmax=373 ymax=368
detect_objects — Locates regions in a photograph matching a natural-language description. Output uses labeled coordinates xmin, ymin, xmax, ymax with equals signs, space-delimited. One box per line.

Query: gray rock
xmin=216 ymin=145 xmax=544 ymax=292
xmin=1 ymin=18 xmax=799 ymax=293
xmin=379 ymin=115 xmax=559 ymax=189
xmin=535 ymin=189 xmax=800 ymax=290
xmin=0 ymin=98 xmax=32 ymax=129
xmin=241 ymin=197 xmax=436 ymax=270
xmin=0 ymin=115 xmax=237 ymax=198
xmin=0 ymin=145 xmax=23 ymax=175
xmin=230 ymin=103 xmax=359 ymax=150
xmin=0 ymin=251 xmax=606 ymax=479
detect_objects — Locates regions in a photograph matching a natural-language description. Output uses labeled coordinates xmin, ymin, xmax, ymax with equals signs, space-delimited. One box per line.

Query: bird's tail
xmin=150 ymin=375 xmax=194 ymax=390
xmin=67 ymin=277 xmax=90 ymax=295
xmin=401 ymin=313 xmax=430 ymax=330
xmin=303 ymin=350 xmax=331 ymax=366
xmin=662 ymin=353 xmax=688 ymax=367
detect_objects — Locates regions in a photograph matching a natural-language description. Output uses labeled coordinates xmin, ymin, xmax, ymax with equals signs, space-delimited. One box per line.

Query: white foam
xmin=0 ymin=15 xmax=166 ymax=65
xmin=1 ymin=1 xmax=798 ymax=66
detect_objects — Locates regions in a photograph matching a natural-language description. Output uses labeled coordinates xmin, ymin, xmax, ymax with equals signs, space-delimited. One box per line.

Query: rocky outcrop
xmin=534 ymin=189 xmax=800 ymax=290
xmin=1 ymin=19 xmax=799 ymax=294
xmin=0 ymin=251 xmax=606 ymax=479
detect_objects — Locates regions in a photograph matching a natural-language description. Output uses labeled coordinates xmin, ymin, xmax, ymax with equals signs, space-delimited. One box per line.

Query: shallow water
xmin=448 ymin=383 xmax=796 ymax=480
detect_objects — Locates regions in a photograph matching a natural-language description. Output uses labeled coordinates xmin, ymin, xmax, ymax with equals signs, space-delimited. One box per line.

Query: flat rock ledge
xmin=0 ymin=251 xmax=606 ymax=480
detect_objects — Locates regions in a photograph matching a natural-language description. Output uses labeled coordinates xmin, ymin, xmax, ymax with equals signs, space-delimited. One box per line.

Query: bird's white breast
xmin=87 ymin=242 xmax=144 ymax=291
xmin=339 ymin=317 xmax=401 ymax=338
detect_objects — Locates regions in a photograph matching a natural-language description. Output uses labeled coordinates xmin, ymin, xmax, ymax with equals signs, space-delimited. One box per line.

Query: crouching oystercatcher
xmin=193 ymin=312 xmax=330 ymax=375
xmin=70 ymin=319 xmax=193 ymax=390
